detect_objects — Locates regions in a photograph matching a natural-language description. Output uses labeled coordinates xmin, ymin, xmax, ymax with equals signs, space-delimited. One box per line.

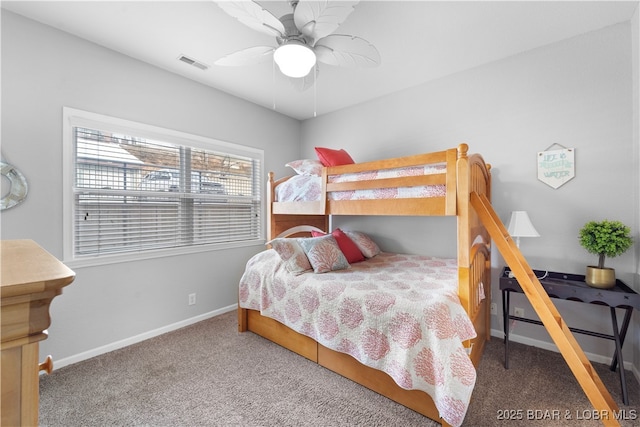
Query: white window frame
xmin=62 ymin=107 xmax=265 ymax=267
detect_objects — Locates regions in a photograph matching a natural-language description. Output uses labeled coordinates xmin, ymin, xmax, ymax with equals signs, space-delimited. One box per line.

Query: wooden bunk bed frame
xmin=238 ymin=143 xmax=492 ymax=427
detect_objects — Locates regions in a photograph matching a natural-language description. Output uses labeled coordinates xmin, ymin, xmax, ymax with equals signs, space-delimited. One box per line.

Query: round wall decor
xmin=1 ymin=160 xmax=28 ymax=210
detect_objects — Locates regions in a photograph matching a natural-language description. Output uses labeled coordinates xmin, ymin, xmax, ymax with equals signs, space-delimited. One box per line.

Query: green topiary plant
xmin=579 ymin=220 xmax=633 ymax=269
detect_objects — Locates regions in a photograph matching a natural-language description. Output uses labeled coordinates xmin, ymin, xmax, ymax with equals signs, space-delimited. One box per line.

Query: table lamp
xmin=507 ymin=211 xmax=540 ymax=248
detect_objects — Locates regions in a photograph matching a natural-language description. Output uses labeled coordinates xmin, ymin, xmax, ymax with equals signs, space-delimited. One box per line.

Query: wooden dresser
xmin=1 ymin=240 xmax=75 ymax=426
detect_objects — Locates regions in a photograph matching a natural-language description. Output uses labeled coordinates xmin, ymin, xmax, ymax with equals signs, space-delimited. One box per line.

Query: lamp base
xmin=585 ymin=266 xmax=616 ymax=289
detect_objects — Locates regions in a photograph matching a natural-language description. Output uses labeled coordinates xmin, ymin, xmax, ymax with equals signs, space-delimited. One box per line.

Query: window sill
xmin=64 ymin=239 xmax=265 ymax=269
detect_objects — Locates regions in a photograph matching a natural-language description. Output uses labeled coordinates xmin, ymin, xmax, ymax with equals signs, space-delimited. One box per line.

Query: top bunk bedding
xmin=275 ymin=163 xmax=447 ymax=202
xmin=269 ymin=144 xmax=490 ymax=218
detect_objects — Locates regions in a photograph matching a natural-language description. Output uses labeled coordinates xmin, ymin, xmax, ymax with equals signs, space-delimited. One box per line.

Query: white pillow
xmin=285 ymin=159 xmax=323 ymax=176
xmin=268 ymin=238 xmax=311 ymax=275
xmin=343 ymin=231 xmax=381 ymax=258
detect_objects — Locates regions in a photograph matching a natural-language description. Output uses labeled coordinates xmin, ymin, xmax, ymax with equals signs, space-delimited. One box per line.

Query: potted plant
xmin=579 ymin=220 xmax=633 ymax=288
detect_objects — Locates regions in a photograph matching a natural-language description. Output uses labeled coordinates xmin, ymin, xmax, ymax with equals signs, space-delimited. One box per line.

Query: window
xmin=63 ymin=108 xmax=264 ymax=265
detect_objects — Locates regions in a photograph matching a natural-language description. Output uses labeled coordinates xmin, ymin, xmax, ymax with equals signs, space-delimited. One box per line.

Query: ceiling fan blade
xmin=289 ymin=66 xmax=320 ymax=92
xmin=214 ymin=46 xmax=274 ymax=66
xmin=294 ymin=1 xmax=359 ymax=42
xmin=217 ymin=1 xmax=285 ymax=38
xmin=314 ymin=34 xmax=380 ymax=68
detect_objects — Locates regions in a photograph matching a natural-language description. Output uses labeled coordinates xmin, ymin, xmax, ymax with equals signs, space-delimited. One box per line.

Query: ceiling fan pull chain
xmin=313 ymin=65 xmax=317 ymax=118
xmin=272 ymin=58 xmax=276 ymax=111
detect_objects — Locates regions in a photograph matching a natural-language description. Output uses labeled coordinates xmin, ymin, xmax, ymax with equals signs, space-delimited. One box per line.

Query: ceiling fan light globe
xmin=274 ymin=43 xmax=316 ymax=78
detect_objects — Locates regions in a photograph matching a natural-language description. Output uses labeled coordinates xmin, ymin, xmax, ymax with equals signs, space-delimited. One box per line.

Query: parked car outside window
xmin=139 ymin=169 xmax=225 ymax=194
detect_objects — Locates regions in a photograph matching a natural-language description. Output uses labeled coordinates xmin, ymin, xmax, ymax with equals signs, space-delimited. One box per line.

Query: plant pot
xmin=585 ymin=266 xmax=616 ymax=289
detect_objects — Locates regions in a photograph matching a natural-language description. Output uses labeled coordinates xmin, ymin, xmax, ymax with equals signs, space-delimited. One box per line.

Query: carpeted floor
xmin=39 ymin=311 xmax=639 ymax=426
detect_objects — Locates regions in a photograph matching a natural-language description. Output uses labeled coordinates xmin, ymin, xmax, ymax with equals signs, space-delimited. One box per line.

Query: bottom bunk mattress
xmin=238 ymin=250 xmax=478 ymax=426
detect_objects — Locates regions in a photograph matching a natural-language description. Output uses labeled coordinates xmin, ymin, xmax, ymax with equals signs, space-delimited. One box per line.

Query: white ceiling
xmin=3 ymin=1 xmax=638 ymax=120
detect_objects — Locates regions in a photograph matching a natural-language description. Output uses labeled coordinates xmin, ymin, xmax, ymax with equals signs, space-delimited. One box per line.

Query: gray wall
xmin=301 ymin=22 xmax=640 ymax=372
xmin=1 ymin=11 xmax=300 ymax=363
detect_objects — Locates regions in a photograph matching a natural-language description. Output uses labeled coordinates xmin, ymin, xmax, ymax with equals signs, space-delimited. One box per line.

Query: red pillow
xmin=314 ymin=147 xmax=355 ymax=167
xmin=311 ymin=228 xmax=365 ymax=263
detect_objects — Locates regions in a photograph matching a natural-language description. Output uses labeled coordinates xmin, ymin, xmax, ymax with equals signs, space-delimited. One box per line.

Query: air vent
xmin=178 ymin=55 xmax=209 ymax=71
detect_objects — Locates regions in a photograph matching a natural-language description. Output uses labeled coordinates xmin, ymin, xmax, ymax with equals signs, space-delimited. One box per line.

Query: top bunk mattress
xmin=275 ymin=164 xmax=447 ymax=202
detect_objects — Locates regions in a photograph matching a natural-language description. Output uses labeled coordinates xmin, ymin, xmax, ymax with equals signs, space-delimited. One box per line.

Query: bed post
xmin=238 ymin=307 xmax=248 ymax=332
xmin=456 ymin=144 xmax=472 ymax=320
xmin=456 ymin=143 xmax=493 ymax=356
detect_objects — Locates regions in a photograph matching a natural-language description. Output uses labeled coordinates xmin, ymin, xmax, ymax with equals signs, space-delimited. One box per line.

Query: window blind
xmin=69 ymin=119 xmax=262 ymax=259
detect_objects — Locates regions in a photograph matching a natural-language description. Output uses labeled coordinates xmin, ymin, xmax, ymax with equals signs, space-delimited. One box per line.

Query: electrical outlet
xmin=514 ymin=307 xmax=525 ymax=318
xmin=188 ymin=293 xmax=196 ymax=306
xmin=490 ymin=303 xmax=497 ymax=315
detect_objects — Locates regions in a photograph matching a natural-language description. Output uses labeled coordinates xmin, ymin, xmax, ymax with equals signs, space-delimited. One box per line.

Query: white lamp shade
xmin=273 ymin=42 xmax=316 ymax=78
xmin=507 ymin=211 xmax=540 ymax=238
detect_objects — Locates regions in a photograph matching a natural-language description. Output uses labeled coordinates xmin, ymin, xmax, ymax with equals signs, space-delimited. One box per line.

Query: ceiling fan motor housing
xmin=277 ymin=13 xmax=309 ymax=46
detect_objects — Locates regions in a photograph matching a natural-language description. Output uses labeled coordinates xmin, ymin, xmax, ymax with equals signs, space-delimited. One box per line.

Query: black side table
xmin=500 ymin=267 xmax=640 ymax=405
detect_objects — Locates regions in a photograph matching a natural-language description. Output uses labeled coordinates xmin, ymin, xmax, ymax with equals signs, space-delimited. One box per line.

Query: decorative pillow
xmin=298 ymin=235 xmax=350 ymax=273
xmin=343 ymin=231 xmax=381 ymax=258
xmin=311 ymin=228 xmax=365 ymax=264
xmin=268 ymin=238 xmax=311 ymax=275
xmin=285 ymin=159 xmax=324 ymax=176
xmin=314 ymin=147 xmax=355 ymax=167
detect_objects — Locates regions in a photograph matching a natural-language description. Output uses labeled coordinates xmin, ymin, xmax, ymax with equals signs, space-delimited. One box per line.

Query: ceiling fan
xmin=214 ymin=0 xmax=381 ymax=91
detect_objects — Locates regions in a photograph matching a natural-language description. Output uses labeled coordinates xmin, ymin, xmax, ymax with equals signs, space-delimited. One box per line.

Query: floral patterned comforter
xmin=238 ymin=250 xmax=477 ymax=426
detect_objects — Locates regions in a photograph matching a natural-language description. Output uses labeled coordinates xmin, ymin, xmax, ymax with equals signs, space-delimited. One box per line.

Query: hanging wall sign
xmin=537 ymin=144 xmax=575 ymax=189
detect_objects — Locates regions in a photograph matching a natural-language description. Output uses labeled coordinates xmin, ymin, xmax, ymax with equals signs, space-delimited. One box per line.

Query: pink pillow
xmin=268 ymin=238 xmax=311 ymax=275
xmin=343 ymin=231 xmax=381 ymax=258
xmin=314 ymin=147 xmax=355 ymax=167
xmin=298 ymin=235 xmax=350 ymax=273
xmin=311 ymin=228 xmax=365 ymax=263
xmin=285 ymin=159 xmax=324 ymax=176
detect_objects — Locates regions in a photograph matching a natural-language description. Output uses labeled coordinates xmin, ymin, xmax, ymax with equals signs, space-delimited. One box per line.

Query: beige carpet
xmin=39 ymin=311 xmax=639 ymax=426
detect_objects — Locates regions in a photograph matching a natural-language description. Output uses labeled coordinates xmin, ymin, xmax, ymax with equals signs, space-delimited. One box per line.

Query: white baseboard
xmin=50 ymin=313 xmax=640 ymax=389
xmin=52 ymin=304 xmax=237 ymax=370
xmin=490 ymin=328 xmax=640 ymax=385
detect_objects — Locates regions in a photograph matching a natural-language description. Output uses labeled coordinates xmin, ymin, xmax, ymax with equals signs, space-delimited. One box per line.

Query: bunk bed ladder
xmin=470 ymin=192 xmax=621 ymax=427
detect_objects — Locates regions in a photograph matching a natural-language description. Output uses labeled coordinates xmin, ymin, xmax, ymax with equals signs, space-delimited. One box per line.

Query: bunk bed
xmin=238 ymin=143 xmax=492 ymax=427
